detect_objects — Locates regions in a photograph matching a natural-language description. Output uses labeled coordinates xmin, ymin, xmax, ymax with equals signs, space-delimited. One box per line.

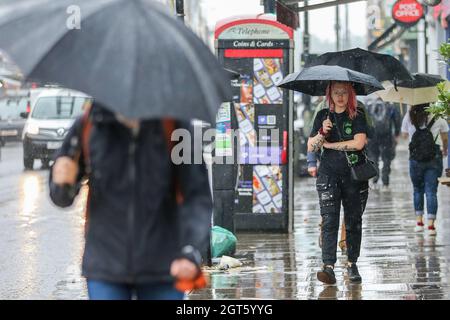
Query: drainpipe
xmin=176 ymin=0 xmax=185 ymax=22
xmin=264 ymin=0 xmax=276 ymax=14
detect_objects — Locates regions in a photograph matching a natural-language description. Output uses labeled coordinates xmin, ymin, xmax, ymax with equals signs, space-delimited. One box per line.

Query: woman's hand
xmin=171 ymin=258 xmax=199 ymax=281
xmin=52 ymin=157 xmax=79 ymax=186
xmin=308 ymin=166 xmax=318 ymax=177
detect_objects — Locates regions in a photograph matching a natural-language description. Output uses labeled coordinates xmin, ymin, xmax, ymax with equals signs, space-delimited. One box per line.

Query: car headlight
xmin=26 ymin=123 xmax=40 ymax=135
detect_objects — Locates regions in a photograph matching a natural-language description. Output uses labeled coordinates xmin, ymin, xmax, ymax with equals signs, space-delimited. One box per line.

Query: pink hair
xmin=325 ymin=81 xmax=357 ymax=120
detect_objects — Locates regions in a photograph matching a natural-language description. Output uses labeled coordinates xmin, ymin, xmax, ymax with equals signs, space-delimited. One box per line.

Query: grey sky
xmin=200 ymin=0 xmax=368 ymax=41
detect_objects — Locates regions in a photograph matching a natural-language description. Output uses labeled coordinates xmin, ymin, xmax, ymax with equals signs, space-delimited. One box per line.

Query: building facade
xmin=367 ymin=0 xmax=449 ymax=79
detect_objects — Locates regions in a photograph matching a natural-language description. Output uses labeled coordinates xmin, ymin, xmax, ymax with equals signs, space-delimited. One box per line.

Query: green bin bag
xmin=211 ymin=226 xmax=237 ymax=258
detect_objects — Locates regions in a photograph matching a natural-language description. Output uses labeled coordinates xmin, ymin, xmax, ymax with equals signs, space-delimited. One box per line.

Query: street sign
xmin=392 ymin=0 xmax=424 ymax=27
xmin=277 ymin=1 xmax=300 ymax=30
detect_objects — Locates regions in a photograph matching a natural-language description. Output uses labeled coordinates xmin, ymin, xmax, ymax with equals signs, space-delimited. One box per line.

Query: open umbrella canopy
xmin=395 ymin=73 xmax=447 ymax=88
xmin=278 ymin=65 xmax=384 ymax=96
xmin=376 ymin=73 xmax=450 ymax=105
xmin=305 ymin=47 xmax=413 ymax=82
xmin=0 ymin=0 xmax=231 ymax=123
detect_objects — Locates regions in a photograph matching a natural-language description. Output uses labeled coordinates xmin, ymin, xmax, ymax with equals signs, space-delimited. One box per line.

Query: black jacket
xmin=49 ymin=107 xmax=212 ymax=284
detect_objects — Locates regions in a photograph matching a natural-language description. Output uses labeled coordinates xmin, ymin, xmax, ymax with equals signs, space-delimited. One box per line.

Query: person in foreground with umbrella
xmin=50 ymin=102 xmax=212 ymax=300
xmin=401 ymin=104 xmax=448 ymax=236
xmin=280 ymin=65 xmax=382 ymax=284
xmin=0 ymin=0 xmax=231 ymax=300
xmin=307 ymin=81 xmax=370 ymax=284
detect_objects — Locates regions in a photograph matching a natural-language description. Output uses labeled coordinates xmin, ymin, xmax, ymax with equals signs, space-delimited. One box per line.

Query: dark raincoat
xmin=49 ymin=107 xmax=212 ymax=284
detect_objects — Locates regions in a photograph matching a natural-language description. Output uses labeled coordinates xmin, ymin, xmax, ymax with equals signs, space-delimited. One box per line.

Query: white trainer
xmin=428 ymin=226 xmax=437 ymax=236
xmin=414 ymin=224 xmax=424 ymax=232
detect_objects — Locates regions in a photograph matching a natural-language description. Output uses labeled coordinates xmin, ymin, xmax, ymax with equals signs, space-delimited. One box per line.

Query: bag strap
xmin=414 ymin=115 xmax=437 ymax=131
xmin=162 ymin=119 xmax=184 ymax=205
xmin=331 ymin=112 xmax=368 ymax=166
xmin=331 ymin=111 xmax=343 ymax=142
xmin=427 ymin=116 xmax=437 ymax=130
xmin=426 ymin=116 xmax=440 ymax=143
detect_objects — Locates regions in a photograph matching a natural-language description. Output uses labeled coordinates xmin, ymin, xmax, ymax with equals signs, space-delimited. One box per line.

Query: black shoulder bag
xmin=331 ymin=112 xmax=378 ymax=181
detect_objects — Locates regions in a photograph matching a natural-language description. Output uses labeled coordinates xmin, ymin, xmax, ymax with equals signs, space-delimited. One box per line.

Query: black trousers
xmin=367 ymin=136 xmax=395 ymax=185
xmin=316 ymin=172 xmax=369 ymax=265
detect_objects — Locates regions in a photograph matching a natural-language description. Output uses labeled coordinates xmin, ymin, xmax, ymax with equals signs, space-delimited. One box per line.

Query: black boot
xmin=347 ymin=263 xmax=362 ymax=283
xmin=317 ymin=265 xmax=336 ymax=285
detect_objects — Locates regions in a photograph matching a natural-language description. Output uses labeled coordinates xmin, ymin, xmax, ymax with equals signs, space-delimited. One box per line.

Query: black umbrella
xmin=278 ymin=65 xmax=384 ymax=96
xmin=396 ymin=73 xmax=446 ymax=88
xmin=0 ymin=0 xmax=231 ymax=123
xmin=305 ymin=47 xmax=413 ymax=82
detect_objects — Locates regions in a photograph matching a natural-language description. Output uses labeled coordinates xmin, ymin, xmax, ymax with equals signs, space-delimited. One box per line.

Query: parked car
xmin=0 ymin=96 xmax=28 ymax=146
xmin=22 ymin=88 xmax=92 ymax=170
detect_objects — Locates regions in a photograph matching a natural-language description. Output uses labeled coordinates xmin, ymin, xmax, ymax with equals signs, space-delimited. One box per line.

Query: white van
xmin=21 ymin=88 xmax=92 ymax=170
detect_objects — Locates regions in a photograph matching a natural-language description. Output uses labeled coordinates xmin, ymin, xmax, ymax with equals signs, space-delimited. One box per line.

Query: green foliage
xmin=426 ymin=82 xmax=450 ymax=118
xmin=427 ymin=42 xmax=450 ymax=119
xmin=439 ymin=42 xmax=450 ymax=60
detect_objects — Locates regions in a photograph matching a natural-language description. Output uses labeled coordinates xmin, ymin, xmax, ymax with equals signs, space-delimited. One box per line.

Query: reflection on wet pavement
xmin=0 ymin=141 xmax=449 ymax=299
xmin=0 ymin=144 xmax=88 ymax=299
xmin=189 ymin=144 xmax=450 ymax=300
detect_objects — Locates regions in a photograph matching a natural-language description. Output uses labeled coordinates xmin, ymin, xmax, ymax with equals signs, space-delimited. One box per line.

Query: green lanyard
xmin=331 ymin=112 xmax=368 ymax=167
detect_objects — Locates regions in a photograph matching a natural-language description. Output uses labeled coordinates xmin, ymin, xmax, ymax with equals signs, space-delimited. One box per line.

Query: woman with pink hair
xmin=307 ymin=81 xmax=369 ymax=285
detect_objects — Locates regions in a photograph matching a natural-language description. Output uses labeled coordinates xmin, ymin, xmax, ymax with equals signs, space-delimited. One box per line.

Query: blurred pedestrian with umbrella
xmin=379 ymin=73 xmax=449 ymax=236
xmin=401 ymin=104 xmax=448 ymax=236
xmin=279 ymin=65 xmax=382 ymax=284
xmin=364 ymin=94 xmax=402 ymax=189
xmin=376 ymin=73 xmax=450 ymax=106
xmin=0 ymin=0 xmax=231 ymax=300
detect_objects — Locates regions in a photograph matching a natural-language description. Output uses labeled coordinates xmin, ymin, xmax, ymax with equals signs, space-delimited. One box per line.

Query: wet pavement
xmin=189 ymin=141 xmax=450 ymax=300
xmin=0 ymin=142 xmax=87 ymax=299
xmin=0 ymin=141 xmax=449 ymax=299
